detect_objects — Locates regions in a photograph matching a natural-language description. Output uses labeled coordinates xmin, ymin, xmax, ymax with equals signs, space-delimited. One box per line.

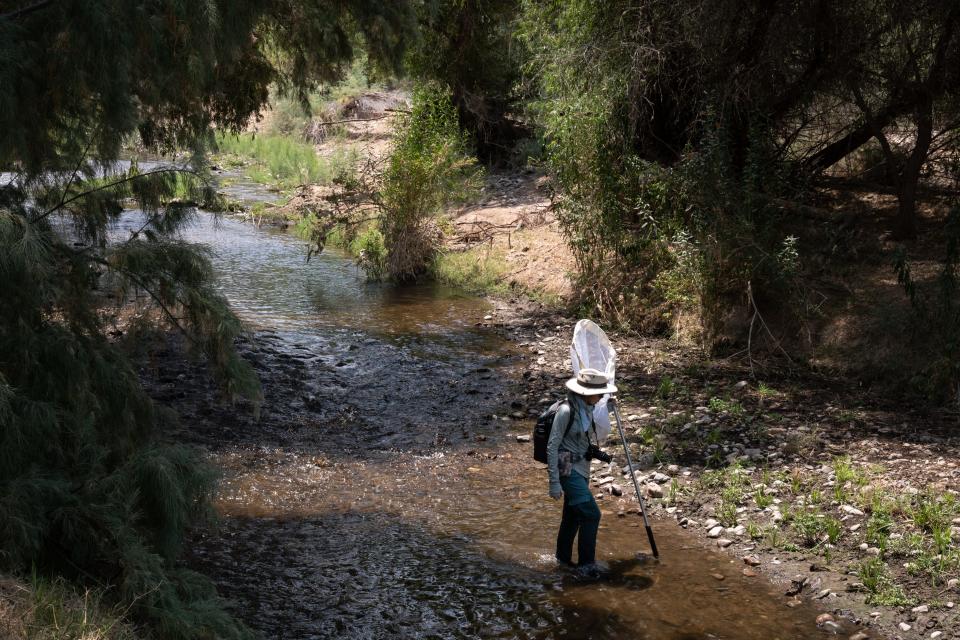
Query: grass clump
xmin=216 ymin=133 xmax=356 ymax=189
xmin=858 ymin=558 xmax=913 ymax=607
xmin=1 ymin=574 xmax=139 ymax=640
xmin=433 ymin=247 xmax=509 ymax=295
xmin=792 ymin=511 xmax=827 ymax=547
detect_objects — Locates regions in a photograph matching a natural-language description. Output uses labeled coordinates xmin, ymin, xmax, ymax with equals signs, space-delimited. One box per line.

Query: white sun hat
xmin=565 ymin=368 xmax=618 ymax=396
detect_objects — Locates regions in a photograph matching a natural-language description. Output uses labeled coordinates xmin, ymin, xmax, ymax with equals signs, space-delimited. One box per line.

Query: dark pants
xmin=556 ymin=474 xmax=601 ymax=566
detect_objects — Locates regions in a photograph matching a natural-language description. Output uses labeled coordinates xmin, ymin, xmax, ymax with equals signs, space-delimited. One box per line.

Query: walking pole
xmin=610 ymin=397 xmax=659 ymax=558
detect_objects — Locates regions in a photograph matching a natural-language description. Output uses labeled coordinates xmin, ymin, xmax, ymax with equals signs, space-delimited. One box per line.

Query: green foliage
xmin=374 ymin=85 xmax=483 ymax=281
xmin=858 ymin=558 xmax=913 ymax=607
xmin=655 ymin=376 xmax=675 ymax=400
xmin=517 ymin=1 xmax=809 ymax=341
xmin=791 ymin=511 xmax=826 ymax=547
xmin=754 ymin=486 xmax=773 ymax=509
xmin=217 ymin=133 xmax=342 ymax=189
xmin=0 ymin=1 xmax=417 ymax=637
xmin=433 ymin=248 xmax=509 ymax=295
xmin=406 ymin=0 xmax=527 ymax=159
xmin=353 ymin=227 xmax=389 ymax=281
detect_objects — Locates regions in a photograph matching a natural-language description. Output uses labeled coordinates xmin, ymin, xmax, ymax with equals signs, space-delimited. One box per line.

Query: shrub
xmin=375 ymin=85 xmax=483 ymax=281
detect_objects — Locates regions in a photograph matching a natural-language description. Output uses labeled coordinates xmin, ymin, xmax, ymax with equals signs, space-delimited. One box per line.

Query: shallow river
xmin=115 ymin=180 xmax=835 ymax=639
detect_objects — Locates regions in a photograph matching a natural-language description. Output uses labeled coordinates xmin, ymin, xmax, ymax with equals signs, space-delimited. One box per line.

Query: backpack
xmin=532 ymin=400 xmax=573 ymax=464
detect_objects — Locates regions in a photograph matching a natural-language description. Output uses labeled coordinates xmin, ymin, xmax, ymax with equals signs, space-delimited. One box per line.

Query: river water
xmin=114 ymin=180 xmax=835 ymax=639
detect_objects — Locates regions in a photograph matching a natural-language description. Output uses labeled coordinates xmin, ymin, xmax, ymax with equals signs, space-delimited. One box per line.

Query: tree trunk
xmin=893 ymin=100 xmax=933 ymax=240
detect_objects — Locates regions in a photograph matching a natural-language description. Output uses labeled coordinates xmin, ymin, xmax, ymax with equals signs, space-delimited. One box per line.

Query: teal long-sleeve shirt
xmin=546 ymin=399 xmax=593 ymax=496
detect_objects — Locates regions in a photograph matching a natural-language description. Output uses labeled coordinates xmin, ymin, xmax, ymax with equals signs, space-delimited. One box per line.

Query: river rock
xmin=841 ymin=504 xmax=865 ymax=516
xmin=898 ymin=622 xmax=911 ymax=632
xmin=911 ymin=604 xmax=929 ymax=613
xmin=930 ymin=632 xmax=942 ymax=639
xmin=644 ymin=483 xmax=663 ymax=498
xmin=516 ymin=434 xmax=531 ymax=443
xmin=609 ymin=484 xmax=623 ymax=496
xmin=704 ymin=518 xmax=719 ymax=529
xmin=816 ymin=613 xmax=835 ymax=626
xmin=742 ymin=554 xmax=761 ymax=566
xmin=948 ymin=578 xmax=959 ymax=589
xmin=652 ymin=472 xmax=671 ymax=484
xmin=716 ymin=538 xmax=733 ymax=548
xmin=707 ymin=526 xmax=724 ymax=538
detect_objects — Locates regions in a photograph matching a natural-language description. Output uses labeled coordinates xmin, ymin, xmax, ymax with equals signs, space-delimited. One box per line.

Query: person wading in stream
xmin=547 ymin=368 xmax=617 ymax=578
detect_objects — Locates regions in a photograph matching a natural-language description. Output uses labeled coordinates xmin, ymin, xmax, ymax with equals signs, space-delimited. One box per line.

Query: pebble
xmin=947 ymin=602 xmax=954 ymax=608
xmin=609 ymin=484 xmax=623 ymax=497
xmin=816 ymin=613 xmax=834 ymax=626
xmin=948 ymin=578 xmax=959 ymax=589
xmin=704 ymin=518 xmax=719 ymax=529
xmin=899 ymin=622 xmax=912 ymax=632
xmin=516 ymin=434 xmax=530 ymax=443
xmin=743 ymin=554 xmax=761 ymax=566
xmin=930 ymin=632 xmax=942 ymax=639
xmin=728 ymin=524 xmax=746 ymax=537
xmin=707 ymin=526 xmax=724 ymax=538
xmin=716 ymin=538 xmax=734 ymax=548
xmin=742 ymin=568 xmax=757 ymax=577
xmin=841 ymin=504 xmax=865 ymax=516
xmin=711 ymin=573 xmax=725 ymax=581
xmin=912 ymin=605 xmax=929 ymax=614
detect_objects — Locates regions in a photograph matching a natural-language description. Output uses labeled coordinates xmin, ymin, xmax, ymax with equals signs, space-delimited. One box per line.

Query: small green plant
xmin=717 ymin=500 xmax=738 ymax=527
xmin=746 ymin=522 xmax=763 ymax=540
xmin=809 ymin=487 xmax=823 ymax=505
xmin=866 ymin=509 xmax=894 ymax=549
xmin=824 ymin=517 xmax=844 ymax=545
xmin=704 ymin=449 xmax=724 ymax=468
xmin=789 ymin=470 xmax=805 ymax=496
xmin=352 ymin=227 xmax=388 ymax=281
xmin=910 ymin=491 xmax=954 ymax=533
xmin=668 ymin=478 xmax=681 ymax=504
xmin=756 ymin=382 xmax=776 ymax=398
xmin=858 ymin=558 xmax=913 ymax=606
xmin=792 ymin=511 xmax=826 ymax=547
xmin=833 ymin=484 xmax=848 ymax=504
xmin=832 ymin=455 xmax=859 ymax=485
xmin=656 ymin=376 xmax=675 ymax=400
xmin=754 ymin=485 xmax=773 ymax=509
xmin=708 ymin=396 xmax=744 ymax=417
xmin=764 ymin=526 xmax=783 ymax=549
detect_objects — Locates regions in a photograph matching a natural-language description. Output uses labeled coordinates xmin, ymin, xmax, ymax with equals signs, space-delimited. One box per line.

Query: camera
xmin=585 ymin=443 xmax=612 ymax=463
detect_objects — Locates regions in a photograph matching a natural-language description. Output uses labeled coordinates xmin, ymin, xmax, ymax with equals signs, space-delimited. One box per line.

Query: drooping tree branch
xmin=0 ymin=0 xmax=54 ymax=21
